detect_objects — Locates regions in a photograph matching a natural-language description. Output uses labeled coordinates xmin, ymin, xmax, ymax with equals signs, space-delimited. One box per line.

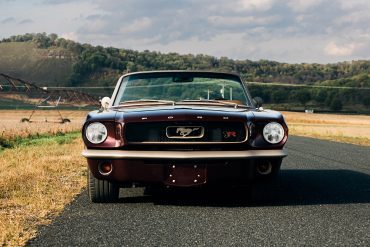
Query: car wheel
xmin=250 ymin=158 xmax=282 ymax=204
xmin=88 ymin=170 xmax=119 ymax=203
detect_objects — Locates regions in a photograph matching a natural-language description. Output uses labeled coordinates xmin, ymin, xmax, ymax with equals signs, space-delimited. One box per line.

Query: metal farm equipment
xmin=0 ymin=73 xmax=100 ymax=124
xmin=21 ymin=96 xmax=71 ymax=123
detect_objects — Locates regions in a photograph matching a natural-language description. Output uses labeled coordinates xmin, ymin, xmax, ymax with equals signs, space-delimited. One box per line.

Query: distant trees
xmin=292 ymin=89 xmax=311 ymax=106
xmin=2 ymin=33 xmax=370 ymax=86
xmin=1 ymin=33 xmax=370 ymax=112
xmin=363 ymin=96 xmax=370 ymax=107
xmin=271 ymin=89 xmax=286 ymax=103
xmin=314 ymin=90 xmax=327 ymax=103
xmin=330 ymin=98 xmax=343 ymax=111
xmin=1 ymin=32 xmax=81 ymax=51
xmin=247 ymin=84 xmax=370 ymax=112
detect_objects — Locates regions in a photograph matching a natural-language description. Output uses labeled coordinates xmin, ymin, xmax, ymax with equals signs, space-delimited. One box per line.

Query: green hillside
xmin=316 ymin=73 xmax=370 ymax=88
xmin=1 ymin=33 xmax=370 ymax=88
xmin=0 ymin=33 xmax=369 ymax=113
xmin=0 ymin=42 xmax=73 ymax=86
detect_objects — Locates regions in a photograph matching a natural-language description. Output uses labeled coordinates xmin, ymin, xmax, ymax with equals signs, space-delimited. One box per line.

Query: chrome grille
xmin=124 ymin=122 xmax=247 ymax=143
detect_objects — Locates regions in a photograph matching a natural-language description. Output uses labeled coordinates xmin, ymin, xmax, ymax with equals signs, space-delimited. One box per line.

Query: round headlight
xmin=263 ymin=122 xmax=284 ymax=144
xmin=85 ymin=122 xmax=108 ymax=144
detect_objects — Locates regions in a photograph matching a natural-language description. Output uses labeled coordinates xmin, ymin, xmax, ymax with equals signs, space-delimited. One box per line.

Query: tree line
xmin=248 ymin=85 xmax=369 ymax=112
xmin=1 ymin=33 xmax=369 ymax=112
xmin=2 ymin=33 xmax=370 ymax=85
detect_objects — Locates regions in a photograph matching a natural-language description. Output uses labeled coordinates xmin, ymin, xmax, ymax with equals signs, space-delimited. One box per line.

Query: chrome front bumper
xmin=82 ymin=149 xmax=287 ymax=160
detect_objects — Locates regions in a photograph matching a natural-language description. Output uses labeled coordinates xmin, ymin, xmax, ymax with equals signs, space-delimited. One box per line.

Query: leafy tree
xmin=315 ymin=90 xmax=327 ymax=103
xmin=363 ymin=96 xmax=370 ymax=107
xmin=330 ymin=97 xmax=343 ymax=111
xmin=271 ymin=89 xmax=286 ymax=103
xmin=292 ymin=90 xmax=311 ymax=105
xmin=48 ymin=33 xmax=58 ymax=43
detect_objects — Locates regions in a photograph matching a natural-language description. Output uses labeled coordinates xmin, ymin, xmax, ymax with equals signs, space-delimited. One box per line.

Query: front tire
xmin=250 ymin=158 xmax=282 ymax=204
xmin=88 ymin=170 xmax=119 ymax=203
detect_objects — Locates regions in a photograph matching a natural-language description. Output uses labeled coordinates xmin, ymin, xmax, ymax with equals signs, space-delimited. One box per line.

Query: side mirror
xmin=100 ymin=97 xmax=111 ymax=111
xmin=253 ymin=97 xmax=263 ymax=108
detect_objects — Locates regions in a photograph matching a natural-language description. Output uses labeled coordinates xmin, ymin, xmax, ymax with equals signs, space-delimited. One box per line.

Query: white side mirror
xmin=101 ymin=97 xmax=111 ymax=111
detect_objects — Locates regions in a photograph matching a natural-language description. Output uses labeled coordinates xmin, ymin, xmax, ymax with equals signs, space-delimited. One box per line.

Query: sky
xmin=1 ymin=0 xmax=370 ymax=64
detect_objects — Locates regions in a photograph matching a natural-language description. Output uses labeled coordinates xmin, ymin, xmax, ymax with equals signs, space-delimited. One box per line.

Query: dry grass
xmin=0 ymin=110 xmax=87 ymax=141
xmin=282 ymin=111 xmax=370 ymax=146
xmin=0 ymin=109 xmax=88 ymax=246
xmin=0 ymin=137 xmax=86 ymax=246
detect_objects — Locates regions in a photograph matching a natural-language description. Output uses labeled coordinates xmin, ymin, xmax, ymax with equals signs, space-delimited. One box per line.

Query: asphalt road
xmin=28 ymin=136 xmax=370 ymax=246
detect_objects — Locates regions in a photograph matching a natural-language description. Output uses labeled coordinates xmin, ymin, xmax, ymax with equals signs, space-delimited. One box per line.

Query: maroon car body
xmin=82 ymin=71 xmax=288 ymax=202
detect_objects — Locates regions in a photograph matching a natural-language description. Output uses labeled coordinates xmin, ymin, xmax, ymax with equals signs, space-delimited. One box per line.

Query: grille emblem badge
xmin=176 ymin=127 xmax=199 ymax=137
xmin=223 ymin=131 xmax=237 ymax=138
xmin=166 ymin=126 xmax=204 ymax=138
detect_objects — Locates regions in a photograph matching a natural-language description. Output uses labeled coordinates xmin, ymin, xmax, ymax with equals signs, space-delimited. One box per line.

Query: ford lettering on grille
xmin=166 ymin=126 xmax=204 ymax=139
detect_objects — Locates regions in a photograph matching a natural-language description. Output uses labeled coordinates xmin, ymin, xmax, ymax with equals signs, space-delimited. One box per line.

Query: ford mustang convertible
xmin=82 ymin=71 xmax=288 ymax=202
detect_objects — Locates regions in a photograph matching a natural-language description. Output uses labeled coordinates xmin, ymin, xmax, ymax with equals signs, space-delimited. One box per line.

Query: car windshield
xmin=113 ymin=72 xmax=252 ymax=107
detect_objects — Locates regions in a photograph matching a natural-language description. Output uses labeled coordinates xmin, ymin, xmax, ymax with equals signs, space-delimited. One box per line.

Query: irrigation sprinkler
xmin=21 ymin=96 xmax=71 ymax=123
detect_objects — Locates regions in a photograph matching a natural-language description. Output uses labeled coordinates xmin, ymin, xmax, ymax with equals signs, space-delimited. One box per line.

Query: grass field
xmin=0 ymin=110 xmax=88 ymax=246
xmin=0 ymin=110 xmax=87 ymax=144
xmin=2 ymin=109 xmax=368 ymax=146
xmin=0 ymin=110 xmax=369 ymax=246
xmin=282 ymin=111 xmax=370 ymax=146
xmin=0 ymin=134 xmax=85 ymax=246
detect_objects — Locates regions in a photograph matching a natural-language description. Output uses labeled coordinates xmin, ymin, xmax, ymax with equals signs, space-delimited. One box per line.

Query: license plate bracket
xmin=164 ymin=164 xmax=207 ymax=187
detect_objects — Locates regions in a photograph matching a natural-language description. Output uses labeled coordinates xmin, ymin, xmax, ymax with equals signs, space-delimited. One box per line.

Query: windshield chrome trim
xmin=111 ymin=71 xmax=254 ymax=108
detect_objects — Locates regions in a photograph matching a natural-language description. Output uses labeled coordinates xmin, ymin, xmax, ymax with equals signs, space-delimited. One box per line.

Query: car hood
xmin=114 ymin=105 xmax=253 ymax=123
xmin=85 ymin=105 xmax=284 ymax=125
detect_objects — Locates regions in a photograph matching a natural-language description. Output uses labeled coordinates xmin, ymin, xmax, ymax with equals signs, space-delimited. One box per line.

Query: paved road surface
xmin=28 ymin=136 xmax=370 ymax=246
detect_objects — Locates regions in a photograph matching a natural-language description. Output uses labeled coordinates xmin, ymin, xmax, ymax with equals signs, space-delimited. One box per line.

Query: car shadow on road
xmin=119 ymin=169 xmax=370 ymax=207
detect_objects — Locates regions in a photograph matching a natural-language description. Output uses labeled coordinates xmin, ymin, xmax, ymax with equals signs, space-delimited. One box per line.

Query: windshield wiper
xmin=177 ymin=100 xmax=252 ymax=109
xmin=112 ymin=99 xmax=252 ymax=109
xmin=112 ymin=99 xmax=175 ymax=108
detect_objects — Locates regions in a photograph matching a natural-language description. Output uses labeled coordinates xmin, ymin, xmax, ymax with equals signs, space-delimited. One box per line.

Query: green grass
xmin=0 ymin=132 xmax=80 ymax=151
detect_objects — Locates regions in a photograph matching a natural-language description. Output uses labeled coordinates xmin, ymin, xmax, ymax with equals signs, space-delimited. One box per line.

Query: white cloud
xmin=18 ymin=19 xmax=33 ymax=25
xmin=136 ymin=33 xmax=258 ymax=59
xmin=334 ymin=10 xmax=370 ymax=25
xmin=120 ymin=17 xmax=152 ymax=34
xmin=1 ymin=17 xmax=15 ymax=24
xmin=339 ymin=0 xmax=370 ymax=10
xmin=208 ymin=15 xmax=278 ymax=27
xmin=288 ymin=0 xmax=323 ymax=12
xmin=1 ymin=0 xmax=370 ymax=63
xmin=83 ymin=19 xmax=107 ymax=32
xmin=238 ymin=0 xmax=276 ymax=11
xmin=61 ymin=32 xmax=78 ymax=41
xmin=324 ymin=42 xmax=355 ymax=56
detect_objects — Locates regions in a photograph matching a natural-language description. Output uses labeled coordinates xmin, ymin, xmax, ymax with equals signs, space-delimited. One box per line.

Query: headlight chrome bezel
xmin=263 ymin=122 xmax=285 ymax=144
xmin=85 ymin=122 xmax=108 ymax=144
